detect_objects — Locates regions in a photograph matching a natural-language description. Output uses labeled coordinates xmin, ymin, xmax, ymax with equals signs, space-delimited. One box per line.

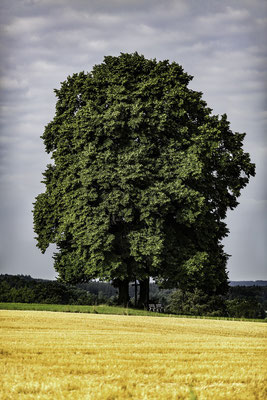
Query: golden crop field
xmin=0 ymin=310 xmax=266 ymax=400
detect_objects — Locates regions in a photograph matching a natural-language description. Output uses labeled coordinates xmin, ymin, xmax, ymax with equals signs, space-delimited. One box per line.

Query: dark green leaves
xmin=33 ymin=52 xmax=255 ymax=293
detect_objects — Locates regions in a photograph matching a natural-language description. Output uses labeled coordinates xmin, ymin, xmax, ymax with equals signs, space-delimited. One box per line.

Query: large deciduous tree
xmin=33 ymin=53 xmax=255 ymax=307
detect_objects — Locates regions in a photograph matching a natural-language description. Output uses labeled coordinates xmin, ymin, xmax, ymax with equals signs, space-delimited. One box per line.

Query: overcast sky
xmin=0 ymin=0 xmax=266 ymax=281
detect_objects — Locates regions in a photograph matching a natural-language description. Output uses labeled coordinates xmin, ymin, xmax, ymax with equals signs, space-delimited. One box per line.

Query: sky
xmin=0 ymin=0 xmax=266 ymax=281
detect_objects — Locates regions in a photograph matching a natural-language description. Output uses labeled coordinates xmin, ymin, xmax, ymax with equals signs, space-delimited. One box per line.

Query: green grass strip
xmin=0 ymin=302 xmax=266 ymax=322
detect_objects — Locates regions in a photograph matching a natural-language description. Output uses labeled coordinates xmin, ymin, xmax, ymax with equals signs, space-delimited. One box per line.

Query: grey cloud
xmin=0 ymin=0 xmax=266 ymax=280
xmin=224 ymin=198 xmax=267 ymax=280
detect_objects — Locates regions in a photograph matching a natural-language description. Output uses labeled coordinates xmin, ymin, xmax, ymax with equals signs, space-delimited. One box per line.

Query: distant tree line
xmin=0 ymin=275 xmax=98 ymax=305
xmin=166 ymin=287 xmax=266 ymax=319
xmin=230 ymin=281 xmax=267 ymax=287
xmin=0 ymin=275 xmax=266 ymax=319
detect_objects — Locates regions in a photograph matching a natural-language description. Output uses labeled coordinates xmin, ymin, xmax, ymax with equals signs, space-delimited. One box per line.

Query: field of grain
xmin=0 ymin=310 xmax=266 ymax=399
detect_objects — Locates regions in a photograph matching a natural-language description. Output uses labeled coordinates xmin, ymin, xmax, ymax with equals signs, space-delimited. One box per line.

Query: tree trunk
xmin=138 ymin=278 xmax=149 ymax=309
xmin=117 ymin=279 xmax=129 ymax=307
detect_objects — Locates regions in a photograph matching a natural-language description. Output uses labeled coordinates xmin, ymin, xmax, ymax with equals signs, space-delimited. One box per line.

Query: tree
xmin=33 ymin=52 xmax=255 ymax=307
xmin=166 ymin=288 xmax=226 ymax=317
xmin=226 ymin=298 xmax=265 ymax=319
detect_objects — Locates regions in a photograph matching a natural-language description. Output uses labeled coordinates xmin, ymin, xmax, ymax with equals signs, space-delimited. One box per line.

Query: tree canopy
xmin=33 ymin=52 xmax=255 ymax=306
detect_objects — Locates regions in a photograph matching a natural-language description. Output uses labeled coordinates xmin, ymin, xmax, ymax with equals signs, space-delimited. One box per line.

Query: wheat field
xmin=0 ymin=310 xmax=266 ymax=399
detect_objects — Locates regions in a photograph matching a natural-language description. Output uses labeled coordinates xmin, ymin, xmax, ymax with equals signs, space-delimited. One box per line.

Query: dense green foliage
xmin=166 ymin=289 xmax=226 ymax=317
xmin=33 ymin=53 xmax=255 ymax=303
xmin=0 ymin=275 xmax=97 ymax=305
xmin=226 ymin=285 xmax=267 ymax=319
xmin=167 ymin=286 xmax=266 ymax=318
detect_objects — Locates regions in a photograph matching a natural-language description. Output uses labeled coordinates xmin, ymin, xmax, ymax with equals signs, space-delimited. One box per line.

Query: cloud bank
xmin=0 ymin=0 xmax=266 ymax=279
